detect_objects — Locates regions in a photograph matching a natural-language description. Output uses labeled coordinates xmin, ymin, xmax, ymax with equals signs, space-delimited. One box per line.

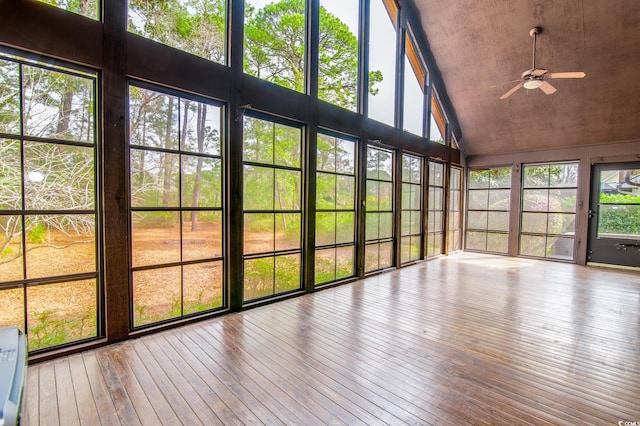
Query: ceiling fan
xmin=500 ymin=27 xmax=585 ymax=99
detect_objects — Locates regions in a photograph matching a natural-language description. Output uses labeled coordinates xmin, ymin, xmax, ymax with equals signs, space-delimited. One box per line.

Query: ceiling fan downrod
xmin=530 ymin=27 xmax=541 ymax=70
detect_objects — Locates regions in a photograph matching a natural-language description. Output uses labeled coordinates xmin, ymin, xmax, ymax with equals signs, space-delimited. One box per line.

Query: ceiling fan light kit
xmin=500 ymin=26 xmax=586 ymax=99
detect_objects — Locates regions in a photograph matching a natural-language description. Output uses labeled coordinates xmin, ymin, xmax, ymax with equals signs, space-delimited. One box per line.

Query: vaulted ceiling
xmin=411 ymin=0 xmax=640 ymax=157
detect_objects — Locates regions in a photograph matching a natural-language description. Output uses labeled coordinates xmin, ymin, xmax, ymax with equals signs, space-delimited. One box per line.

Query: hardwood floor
xmin=23 ymin=253 xmax=640 ymax=425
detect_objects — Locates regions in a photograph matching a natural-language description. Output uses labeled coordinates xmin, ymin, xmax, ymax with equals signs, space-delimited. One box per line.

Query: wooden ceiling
xmin=410 ymin=0 xmax=640 ymax=157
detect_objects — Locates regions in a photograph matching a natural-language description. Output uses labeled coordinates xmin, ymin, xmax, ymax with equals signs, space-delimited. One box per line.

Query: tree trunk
xmin=56 ymin=89 xmax=73 ymax=137
xmin=161 ymin=97 xmax=175 ymax=207
xmin=191 ymin=103 xmax=207 ymax=231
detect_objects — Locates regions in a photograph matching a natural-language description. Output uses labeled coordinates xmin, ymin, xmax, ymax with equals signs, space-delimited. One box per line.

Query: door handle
xmin=615 ymin=243 xmax=640 ymax=251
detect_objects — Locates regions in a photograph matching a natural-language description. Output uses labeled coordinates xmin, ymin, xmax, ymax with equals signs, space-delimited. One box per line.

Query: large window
xmin=243 ymin=116 xmax=303 ymax=301
xmin=401 ymin=154 xmax=422 ymax=263
xmin=448 ymin=166 xmax=462 ymax=253
xmin=367 ymin=0 xmax=398 ymax=126
xmin=37 ymin=0 xmax=99 ymax=20
xmin=0 ymin=53 xmax=99 ymax=351
xmin=129 ymin=85 xmax=224 ymax=327
xmin=466 ymin=167 xmax=512 ymax=253
xmin=318 ymin=0 xmax=360 ymax=111
xmin=244 ymin=0 xmax=306 ymax=93
xmin=520 ymin=163 xmax=578 ymax=260
xmin=128 ymin=0 xmax=227 ymax=64
xmin=427 ymin=161 xmax=444 ymax=257
xmin=365 ymin=145 xmax=394 ymax=272
xmin=315 ymin=133 xmax=356 ymax=285
xmin=403 ymin=35 xmax=426 ymax=136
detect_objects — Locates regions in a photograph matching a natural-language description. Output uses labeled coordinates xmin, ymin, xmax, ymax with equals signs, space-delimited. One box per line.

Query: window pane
xmin=548 ymin=213 xmax=576 ymax=235
xmin=275 ymin=213 xmax=301 ymax=251
xmin=315 ymin=247 xmax=336 ymax=284
xmin=183 ymin=261 xmax=223 ymax=314
xmin=27 ymin=279 xmax=97 ymax=351
xmin=488 ymin=189 xmax=510 ymax=209
xmin=317 ymin=172 xmax=336 ymax=210
xmin=0 ymin=216 xmax=23 ymax=281
xmin=365 ymin=213 xmax=379 ymax=241
xmin=403 ymin=48 xmax=424 ymax=136
xmin=547 ymin=237 xmax=574 ymax=260
xmin=487 ymin=211 xmax=509 ymax=232
xmin=335 ymin=246 xmax=354 ymax=279
xmin=130 ymin=149 xmax=180 ymax=208
xmin=487 ymin=233 xmax=508 ymax=253
xmin=379 ymin=212 xmax=393 ymax=239
xmin=379 ymin=241 xmax=393 ymax=268
xmin=467 ymin=211 xmax=486 ymax=230
xmin=550 ymin=189 xmax=577 ymax=213
xmin=182 ymin=211 xmax=222 ymax=261
xmin=243 ymin=117 xmax=274 ymax=164
xmin=244 ymin=257 xmax=275 ymax=301
xmin=0 ymin=60 xmax=20 ymax=134
xmin=36 ymin=0 xmax=99 ymax=19
xmin=490 ymin=168 xmax=512 ymax=188
xmin=367 ymin=0 xmax=397 ymax=126
xmin=466 ymin=231 xmax=486 ymax=251
xmin=468 ymin=190 xmax=488 ymax=210
xmin=468 ymin=169 xmax=490 ymax=189
xmin=317 ymin=134 xmax=336 ymax=172
xmin=275 ymin=169 xmax=301 ymax=210
xmin=275 ymin=254 xmax=300 ymax=293
xmin=244 ymin=0 xmax=306 ymax=92
xmin=244 ymin=166 xmax=274 ymax=210
xmin=336 ymin=175 xmax=355 ymax=210
xmin=316 ymin=212 xmax=336 ymax=246
xmin=549 ymin=164 xmax=578 ymax=187
xmin=182 ymin=156 xmax=222 ymax=208
xmin=128 ymin=0 xmax=226 ymax=64
xmin=522 ymin=189 xmax=549 ymax=211
xmin=180 ymin=100 xmax=221 ymax=155
xmin=133 ymin=266 xmax=181 ymax=327
xmin=523 ymin=166 xmax=549 ymax=188
xmin=23 ymin=66 xmax=95 ymax=143
xmin=24 ymin=142 xmax=95 ymax=211
xmin=429 ymin=112 xmax=443 ymax=144
xmin=366 ymin=180 xmax=379 ymax=211
xmin=129 ymin=87 xmax=179 ymax=149
xmin=244 ymin=213 xmax=275 ymax=254
xmin=336 ymin=139 xmax=356 ymax=174
xmin=336 ymin=212 xmax=355 ymax=244
xmin=0 ymin=286 xmax=24 ymax=329
xmin=131 ymin=211 xmax=180 ymax=267
xmin=319 ymin=0 xmax=359 ymax=111
xmin=0 ymin=139 xmax=22 ymax=210
xmin=25 ymin=214 xmax=95 ymax=279
xmin=378 ymin=182 xmax=393 ymax=210
xmin=274 ymin=123 xmax=301 ymax=167
xmin=365 ymin=243 xmax=379 ymax=272
xmin=520 ymin=234 xmax=547 ymax=257
xmin=521 ymin=212 xmax=547 ymax=234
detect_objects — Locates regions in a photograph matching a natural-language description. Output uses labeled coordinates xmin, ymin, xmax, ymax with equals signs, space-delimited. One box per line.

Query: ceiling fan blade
xmin=548 ymin=71 xmax=586 ymax=79
xmin=531 ymin=68 xmax=547 ymax=77
xmin=500 ymin=82 xmax=523 ymax=99
xmin=539 ymin=80 xmax=557 ymax=95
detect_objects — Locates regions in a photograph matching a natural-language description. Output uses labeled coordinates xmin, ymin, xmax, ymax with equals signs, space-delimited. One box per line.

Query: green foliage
xmin=129 ymin=0 xmax=226 ymax=63
xmin=600 ymin=193 xmax=640 ymax=204
xmin=36 ymin=0 xmax=98 ymax=19
xmin=28 ymin=309 xmax=96 ymax=351
xmin=27 ymin=223 xmax=48 ymax=244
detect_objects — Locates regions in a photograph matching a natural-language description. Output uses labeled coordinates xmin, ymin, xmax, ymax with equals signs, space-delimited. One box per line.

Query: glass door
xmin=588 ymin=163 xmax=640 ymax=267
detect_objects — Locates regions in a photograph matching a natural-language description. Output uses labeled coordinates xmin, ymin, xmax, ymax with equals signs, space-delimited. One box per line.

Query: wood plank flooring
xmin=23 ymin=253 xmax=640 ymax=425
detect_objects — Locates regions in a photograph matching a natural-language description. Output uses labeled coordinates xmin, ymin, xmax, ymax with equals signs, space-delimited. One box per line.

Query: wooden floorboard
xmin=25 ymin=253 xmax=640 ymax=425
